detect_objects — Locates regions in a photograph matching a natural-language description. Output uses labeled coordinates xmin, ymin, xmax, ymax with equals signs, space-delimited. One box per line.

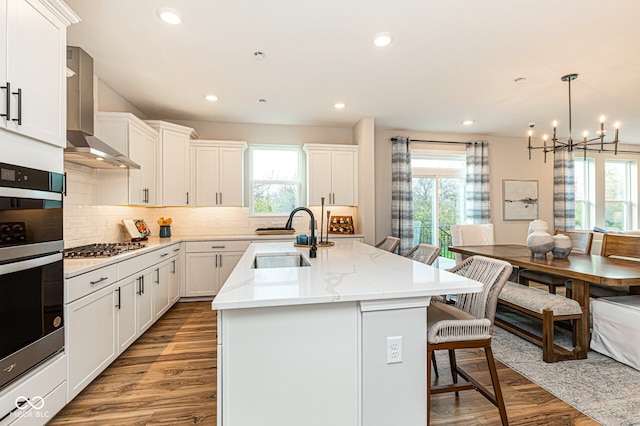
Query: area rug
xmin=491 ymin=322 xmax=640 ymax=426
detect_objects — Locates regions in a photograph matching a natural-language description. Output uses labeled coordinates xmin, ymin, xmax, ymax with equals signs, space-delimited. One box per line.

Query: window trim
xmin=574 ymin=157 xmax=595 ymax=230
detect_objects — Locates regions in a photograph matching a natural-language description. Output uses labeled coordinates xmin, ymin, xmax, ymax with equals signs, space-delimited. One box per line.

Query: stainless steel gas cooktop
xmin=64 ymin=242 xmax=146 ymax=258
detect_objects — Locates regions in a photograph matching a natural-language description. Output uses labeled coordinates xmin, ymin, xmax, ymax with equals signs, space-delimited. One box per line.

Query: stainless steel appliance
xmin=0 ymin=162 xmax=64 ymax=391
xmin=64 ymin=46 xmax=140 ymax=169
xmin=64 ymin=242 xmax=146 ymax=258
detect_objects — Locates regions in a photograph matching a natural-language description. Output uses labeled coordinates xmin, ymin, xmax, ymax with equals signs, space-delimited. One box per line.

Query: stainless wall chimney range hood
xmin=65 ymin=46 xmax=140 ymax=169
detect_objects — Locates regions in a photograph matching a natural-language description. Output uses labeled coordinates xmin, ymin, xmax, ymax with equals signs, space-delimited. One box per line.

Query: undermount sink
xmin=251 ymin=253 xmax=311 ymax=269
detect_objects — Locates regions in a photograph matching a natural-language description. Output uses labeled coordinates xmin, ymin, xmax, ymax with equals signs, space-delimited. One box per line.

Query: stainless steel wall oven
xmin=0 ymin=162 xmax=64 ymax=391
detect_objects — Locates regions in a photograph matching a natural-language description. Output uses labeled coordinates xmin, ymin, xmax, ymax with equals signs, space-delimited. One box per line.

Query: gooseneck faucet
xmin=285 ymin=207 xmax=317 ymax=258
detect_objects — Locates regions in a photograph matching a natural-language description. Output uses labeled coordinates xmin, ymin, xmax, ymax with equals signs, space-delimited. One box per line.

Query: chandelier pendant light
xmin=527 ymin=73 xmax=621 ymax=163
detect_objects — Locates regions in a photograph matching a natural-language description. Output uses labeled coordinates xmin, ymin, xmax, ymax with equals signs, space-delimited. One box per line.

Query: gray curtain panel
xmin=466 ymin=141 xmax=490 ymax=223
xmin=391 ymin=136 xmax=413 ymax=254
xmin=553 ymin=148 xmax=575 ymax=231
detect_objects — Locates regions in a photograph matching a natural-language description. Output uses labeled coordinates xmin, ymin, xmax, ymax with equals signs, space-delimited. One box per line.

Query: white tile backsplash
xmin=63 ymin=162 xmax=357 ymax=248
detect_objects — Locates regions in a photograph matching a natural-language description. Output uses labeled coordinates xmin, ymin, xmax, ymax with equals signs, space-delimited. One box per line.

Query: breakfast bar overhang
xmin=212 ymin=241 xmax=482 ymax=426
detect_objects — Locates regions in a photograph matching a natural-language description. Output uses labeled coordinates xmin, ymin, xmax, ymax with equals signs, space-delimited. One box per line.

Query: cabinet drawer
xmin=66 ymin=264 xmax=118 ymax=303
xmin=118 ymin=251 xmax=154 ymax=280
xmin=186 ymin=240 xmax=250 ymax=253
xmin=150 ymin=244 xmax=181 ymax=264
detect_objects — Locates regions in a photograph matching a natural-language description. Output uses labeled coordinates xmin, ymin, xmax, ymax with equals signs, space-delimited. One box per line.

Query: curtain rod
xmin=390 ymin=137 xmax=473 ymax=146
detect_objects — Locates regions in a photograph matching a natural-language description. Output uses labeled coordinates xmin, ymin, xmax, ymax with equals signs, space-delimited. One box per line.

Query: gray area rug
xmin=491 ymin=314 xmax=640 ymax=426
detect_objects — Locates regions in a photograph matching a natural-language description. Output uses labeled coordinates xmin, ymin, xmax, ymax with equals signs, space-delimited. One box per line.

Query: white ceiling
xmin=66 ymin=0 xmax=640 ymax=144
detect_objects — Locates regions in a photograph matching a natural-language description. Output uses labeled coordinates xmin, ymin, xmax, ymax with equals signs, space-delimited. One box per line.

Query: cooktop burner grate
xmin=64 ymin=242 xmax=146 ymax=258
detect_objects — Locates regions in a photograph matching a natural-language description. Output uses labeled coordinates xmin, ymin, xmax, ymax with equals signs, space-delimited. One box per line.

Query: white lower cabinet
xmin=115 ymin=277 xmax=137 ymax=353
xmin=185 ymin=241 xmax=249 ymax=297
xmin=66 ymin=284 xmax=117 ymax=401
xmin=64 ymin=243 xmax=182 ymax=403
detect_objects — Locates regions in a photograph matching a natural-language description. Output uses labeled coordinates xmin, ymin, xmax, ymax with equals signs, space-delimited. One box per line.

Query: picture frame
xmin=502 ymin=180 xmax=539 ymax=221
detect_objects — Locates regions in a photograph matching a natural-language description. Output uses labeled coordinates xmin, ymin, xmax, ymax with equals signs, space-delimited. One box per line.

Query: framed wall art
xmin=502 ymin=179 xmax=539 ymax=221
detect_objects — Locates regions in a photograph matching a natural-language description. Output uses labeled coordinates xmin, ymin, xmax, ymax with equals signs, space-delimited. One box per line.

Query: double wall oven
xmin=0 ymin=162 xmax=64 ymax=391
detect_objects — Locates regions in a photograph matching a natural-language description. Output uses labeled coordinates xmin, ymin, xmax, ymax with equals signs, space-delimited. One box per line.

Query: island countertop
xmin=211 ymin=241 xmax=483 ymax=310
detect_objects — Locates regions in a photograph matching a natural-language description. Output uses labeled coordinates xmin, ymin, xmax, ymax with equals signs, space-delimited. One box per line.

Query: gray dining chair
xmin=427 ymin=255 xmax=512 ymax=426
xmin=375 ymin=236 xmax=401 ymax=254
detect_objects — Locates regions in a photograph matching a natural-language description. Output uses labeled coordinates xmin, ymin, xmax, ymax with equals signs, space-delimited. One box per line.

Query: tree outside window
xmin=250 ymin=147 xmax=302 ymax=215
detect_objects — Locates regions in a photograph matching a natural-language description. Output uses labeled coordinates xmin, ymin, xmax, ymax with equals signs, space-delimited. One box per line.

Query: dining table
xmin=449 ymin=244 xmax=640 ymax=359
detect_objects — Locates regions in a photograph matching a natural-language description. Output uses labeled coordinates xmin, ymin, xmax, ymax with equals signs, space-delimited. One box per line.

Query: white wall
xmin=96 ymin=78 xmax=148 ymax=118
xmin=354 ymin=117 xmax=376 ymax=245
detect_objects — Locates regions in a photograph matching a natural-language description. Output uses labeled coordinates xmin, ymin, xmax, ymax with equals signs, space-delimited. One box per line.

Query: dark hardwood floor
xmin=50 ymin=301 xmax=597 ymax=425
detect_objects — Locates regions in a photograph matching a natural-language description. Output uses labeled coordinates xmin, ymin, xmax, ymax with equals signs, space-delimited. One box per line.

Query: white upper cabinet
xmin=96 ymin=112 xmax=158 ymax=206
xmin=145 ymin=120 xmax=198 ymax=207
xmin=191 ymin=140 xmax=247 ymax=207
xmin=0 ymin=0 xmax=78 ymax=147
xmin=304 ymin=144 xmax=358 ymax=206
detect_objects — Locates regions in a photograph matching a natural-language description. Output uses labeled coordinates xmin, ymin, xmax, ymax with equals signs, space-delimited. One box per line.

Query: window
xmin=249 ymin=146 xmax=303 ymax=215
xmin=605 ymin=159 xmax=635 ymax=231
xmin=574 ymin=158 xmax=595 ymax=229
xmin=411 ymin=151 xmax=466 ymax=261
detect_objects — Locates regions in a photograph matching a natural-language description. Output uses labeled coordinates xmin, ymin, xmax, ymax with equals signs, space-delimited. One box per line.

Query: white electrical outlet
xmin=386 ymin=336 xmax=403 ymax=364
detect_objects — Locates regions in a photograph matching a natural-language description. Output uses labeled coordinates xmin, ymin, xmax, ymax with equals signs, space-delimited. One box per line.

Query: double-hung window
xmin=574 ymin=158 xmax=595 ymax=229
xmin=249 ymin=146 xmax=303 ymax=215
xmin=605 ymin=159 xmax=636 ymax=231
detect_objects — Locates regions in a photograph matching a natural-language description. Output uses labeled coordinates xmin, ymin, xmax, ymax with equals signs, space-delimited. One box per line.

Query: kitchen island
xmin=212 ymin=241 xmax=483 ymax=426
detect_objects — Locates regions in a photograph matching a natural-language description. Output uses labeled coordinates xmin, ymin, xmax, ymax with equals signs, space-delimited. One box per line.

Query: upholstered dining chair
xmin=450 ymin=224 xmax=495 ymax=264
xmin=567 ymin=233 xmax=640 ymax=298
xmin=519 ymin=230 xmax=593 ymax=294
xmin=375 ymin=236 xmax=401 ymax=254
xmin=427 ymin=255 xmax=512 ymax=426
xmin=403 ymin=243 xmax=440 ymax=266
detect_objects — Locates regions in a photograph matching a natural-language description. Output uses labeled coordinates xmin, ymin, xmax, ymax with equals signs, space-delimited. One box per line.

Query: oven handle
xmin=0 ymin=187 xmax=63 ymax=201
xmin=0 ymin=252 xmax=62 ymax=275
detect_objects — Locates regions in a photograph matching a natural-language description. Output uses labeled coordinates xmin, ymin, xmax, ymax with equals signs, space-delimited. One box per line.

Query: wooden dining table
xmin=449 ymin=244 xmax=640 ymax=359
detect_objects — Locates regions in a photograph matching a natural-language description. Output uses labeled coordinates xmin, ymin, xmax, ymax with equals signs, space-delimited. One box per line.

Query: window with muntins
xmin=604 ymin=159 xmax=636 ymax=231
xmin=574 ymin=158 xmax=595 ymax=229
xmin=249 ymin=146 xmax=303 ymax=215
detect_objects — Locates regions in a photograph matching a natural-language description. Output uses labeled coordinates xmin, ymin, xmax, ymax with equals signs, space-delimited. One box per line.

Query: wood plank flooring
xmin=50 ymin=301 xmax=597 ymax=425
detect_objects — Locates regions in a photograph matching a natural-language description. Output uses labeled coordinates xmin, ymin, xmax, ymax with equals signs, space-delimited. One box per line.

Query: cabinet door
xmin=5 ymin=0 xmax=66 ymax=146
xmin=136 ymin=270 xmax=155 ymax=333
xmin=153 ymin=260 xmax=171 ymax=319
xmin=307 ymin=150 xmax=332 ymax=206
xmin=185 ymin=252 xmax=220 ymax=297
xmin=219 ymin=252 xmax=243 ymax=290
xmin=66 ymin=284 xmax=117 ymax=400
xmin=161 ymin=129 xmax=190 ymax=206
xmin=116 ymin=278 xmax=138 ymax=354
xmin=128 ymin=125 xmax=146 ymax=205
xmin=218 ymin=146 xmax=243 ymax=206
xmin=170 ymin=255 xmax=180 ymax=304
xmin=193 ymin=146 xmax=220 ymax=206
xmin=142 ymin=131 xmax=157 ymax=205
xmin=331 ymin=150 xmax=356 ymax=206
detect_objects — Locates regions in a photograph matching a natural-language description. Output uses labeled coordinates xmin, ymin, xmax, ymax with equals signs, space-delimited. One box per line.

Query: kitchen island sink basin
xmin=251 ymin=253 xmax=311 ymax=269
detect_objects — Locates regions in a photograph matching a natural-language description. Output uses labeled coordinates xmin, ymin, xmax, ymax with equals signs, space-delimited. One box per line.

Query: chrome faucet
xmin=285 ymin=207 xmax=317 ymax=258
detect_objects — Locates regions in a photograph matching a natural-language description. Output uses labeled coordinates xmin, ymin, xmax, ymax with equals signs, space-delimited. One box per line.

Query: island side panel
xmin=361 ymin=302 xmax=427 ymax=425
xmin=220 ymin=302 xmax=359 ymax=426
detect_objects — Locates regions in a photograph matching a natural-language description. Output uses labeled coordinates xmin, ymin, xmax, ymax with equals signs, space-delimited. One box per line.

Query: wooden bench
xmin=495 ymin=282 xmax=583 ymax=363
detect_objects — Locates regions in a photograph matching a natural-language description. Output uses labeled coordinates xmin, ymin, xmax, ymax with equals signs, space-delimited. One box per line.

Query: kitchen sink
xmin=251 ymin=253 xmax=311 ymax=269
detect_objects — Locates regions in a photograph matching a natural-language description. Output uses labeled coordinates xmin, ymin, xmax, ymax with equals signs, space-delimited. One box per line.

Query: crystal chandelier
xmin=527 ymin=73 xmax=621 ymax=162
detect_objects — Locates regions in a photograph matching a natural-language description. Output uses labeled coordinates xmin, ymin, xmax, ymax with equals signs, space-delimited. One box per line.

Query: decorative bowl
xmin=526 ymin=230 xmax=554 ymax=257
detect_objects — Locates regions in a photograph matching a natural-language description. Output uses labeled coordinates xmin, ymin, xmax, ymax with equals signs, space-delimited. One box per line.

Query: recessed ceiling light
xmin=205 ymin=94 xmax=218 ymax=102
xmin=372 ymin=33 xmax=393 ymax=47
xmin=334 ymin=102 xmax=346 ymax=109
xmin=254 ymin=51 xmax=266 ymax=61
xmin=462 ymin=120 xmax=474 ymax=126
xmin=157 ymin=7 xmax=183 ymax=25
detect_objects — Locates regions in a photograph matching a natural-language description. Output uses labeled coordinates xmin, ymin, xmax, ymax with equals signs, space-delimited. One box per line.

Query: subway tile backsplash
xmin=64 ymin=162 xmax=357 ymax=248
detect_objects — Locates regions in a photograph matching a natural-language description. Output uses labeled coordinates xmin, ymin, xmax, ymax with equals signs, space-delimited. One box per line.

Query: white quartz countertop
xmin=63 ymin=234 xmax=363 ymax=278
xmin=211 ymin=241 xmax=483 ymax=310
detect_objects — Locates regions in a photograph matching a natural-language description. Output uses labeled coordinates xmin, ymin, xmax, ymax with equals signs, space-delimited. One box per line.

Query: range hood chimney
xmin=65 ymin=46 xmax=140 ymax=169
